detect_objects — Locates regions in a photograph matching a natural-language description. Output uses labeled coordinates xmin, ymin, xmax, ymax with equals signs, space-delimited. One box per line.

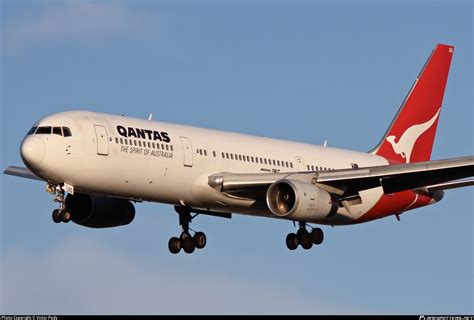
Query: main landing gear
xmin=168 ymin=206 xmax=207 ymax=254
xmin=285 ymin=222 xmax=324 ymax=251
xmin=48 ymin=184 xmax=71 ymax=224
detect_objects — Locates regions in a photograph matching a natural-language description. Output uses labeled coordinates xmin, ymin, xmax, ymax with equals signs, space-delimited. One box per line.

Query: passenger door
xmin=94 ymin=125 xmax=109 ymax=156
xmin=180 ymin=137 xmax=193 ymax=167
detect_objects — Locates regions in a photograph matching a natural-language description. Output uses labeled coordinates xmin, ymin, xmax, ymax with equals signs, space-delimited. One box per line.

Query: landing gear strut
xmin=168 ymin=206 xmax=207 ymax=254
xmin=286 ymin=222 xmax=324 ymax=251
xmin=49 ymin=184 xmax=71 ymax=224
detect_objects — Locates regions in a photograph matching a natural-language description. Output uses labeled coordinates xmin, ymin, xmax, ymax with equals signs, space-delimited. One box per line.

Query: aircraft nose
xmin=21 ymin=136 xmax=45 ymax=167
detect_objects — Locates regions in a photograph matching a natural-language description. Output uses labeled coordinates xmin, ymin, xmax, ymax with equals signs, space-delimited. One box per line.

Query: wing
xmin=3 ymin=166 xmax=44 ymax=181
xmin=208 ymin=156 xmax=474 ymax=200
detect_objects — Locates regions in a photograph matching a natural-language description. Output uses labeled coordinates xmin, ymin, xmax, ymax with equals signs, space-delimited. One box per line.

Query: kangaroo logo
xmin=386 ymin=109 xmax=441 ymax=163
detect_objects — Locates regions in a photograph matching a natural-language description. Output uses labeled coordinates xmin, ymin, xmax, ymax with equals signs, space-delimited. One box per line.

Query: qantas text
xmin=117 ymin=125 xmax=171 ymax=143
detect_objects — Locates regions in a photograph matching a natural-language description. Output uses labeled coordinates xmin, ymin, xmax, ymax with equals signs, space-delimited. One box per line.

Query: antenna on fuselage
xmin=148 ymin=113 xmax=153 ymax=121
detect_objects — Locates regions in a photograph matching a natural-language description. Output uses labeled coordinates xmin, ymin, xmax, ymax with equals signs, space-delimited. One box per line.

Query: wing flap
xmin=422 ymin=179 xmax=474 ymax=192
xmin=318 ymin=156 xmax=473 ymax=196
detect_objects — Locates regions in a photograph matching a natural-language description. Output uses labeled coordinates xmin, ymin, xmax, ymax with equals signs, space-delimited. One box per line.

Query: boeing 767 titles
xmin=4 ymin=44 xmax=473 ymax=254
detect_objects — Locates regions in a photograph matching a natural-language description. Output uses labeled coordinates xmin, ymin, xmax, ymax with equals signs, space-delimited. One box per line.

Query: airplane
xmin=4 ymin=43 xmax=473 ymax=254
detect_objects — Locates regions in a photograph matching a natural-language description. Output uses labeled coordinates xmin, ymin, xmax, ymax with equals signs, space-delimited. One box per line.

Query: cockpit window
xmin=62 ymin=127 xmax=72 ymax=137
xmin=35 ymin=126 xmax=52 ymax=134
xmin=53 ymin=127 xmax=62 ymax=136
xmin=27 ymin=126 xmax=37 ymax=135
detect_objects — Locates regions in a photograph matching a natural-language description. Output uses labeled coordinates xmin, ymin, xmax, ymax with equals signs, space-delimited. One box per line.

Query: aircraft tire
xmin=62 ymin=210 xmax=71 ymax=223
xmin=297 ymin=229 xmax=313 ymax=250
xmin=168 ymin=237 xmax=181 ymax=254
xmin=52 ymin=209 xmax=62 ymax=223
xmin=182 ymin=236 xmax=195 ymax=254
xmin=194 ymin=232 xmax=207 ymax=249
xmin=310 ymin=228 xmax=324 ymax=245
xmin=286 ymin=233 xmax=299 ymax=250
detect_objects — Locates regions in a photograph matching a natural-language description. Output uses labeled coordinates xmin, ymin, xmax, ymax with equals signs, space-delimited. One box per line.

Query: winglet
xmin=371 ymin=44 xmax=454 ymax=163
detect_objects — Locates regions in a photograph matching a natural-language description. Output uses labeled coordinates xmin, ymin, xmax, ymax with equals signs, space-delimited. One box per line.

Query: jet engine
xmin=65 ymin=193 xmax=135 ymax=228
xmin=266 ymin=179 xmax=338 ymax=221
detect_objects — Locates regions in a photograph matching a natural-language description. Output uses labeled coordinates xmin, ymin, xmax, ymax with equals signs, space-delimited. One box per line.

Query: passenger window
xmin=277 ymin=160 xmax=280 ymax=166
xmin=62 ymin=127 xmax=72 ymax=137
xmin=166 ymin=144 xmax=169 ymax=151
xmin=204 ymin=150 xmax=207 ymax=156
xmin=27 ymin=126 xmax=37 ymax=135
xmin=134 ymin=140 xmax=137 ymax=146
xmin=213 ymin=151 xmax=216 ymax=157
xmin=36 ymin=126 xmax=52 ymax=134
xmin=238 ymin=155 xmax=242 ymax=161
xmin=161 ymin=144 xmax=165 ymax=149
xmin=222 ymin=152 xmax=225 ymax=158
xmin=246 ymin=156 xmax=250 ymax=162
xmin=53 ymin=127 xmax=62 ymax=136
xmin=290 ymin=162 xmax=293 ymax=168
xmin=264 ymin=159 xmax=267 ymax=165
xmin=230 ymin=154 xmax=234 ymax=160
xmin=251 ymin=156 xmax=254 ymax=162
xmin=171 ymin=145 xmax=174 ymax=151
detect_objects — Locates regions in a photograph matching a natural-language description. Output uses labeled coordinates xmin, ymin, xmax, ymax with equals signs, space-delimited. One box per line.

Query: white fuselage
xmin=22 ymin=111 xmax=390 ymax=225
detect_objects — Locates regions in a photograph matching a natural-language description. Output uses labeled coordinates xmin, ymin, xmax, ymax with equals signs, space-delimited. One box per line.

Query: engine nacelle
xmin=65 ymin=193 xmax=135 ymax=228
xmin=266 ymin=179 xmax=338 ymax=221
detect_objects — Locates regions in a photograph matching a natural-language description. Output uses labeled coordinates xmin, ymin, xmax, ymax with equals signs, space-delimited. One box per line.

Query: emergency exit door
xmin=295 ymin=156 xmax=305 ymax=172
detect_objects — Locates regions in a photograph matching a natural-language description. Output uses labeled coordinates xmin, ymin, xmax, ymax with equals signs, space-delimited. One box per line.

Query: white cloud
xmin=5 ymin=1 xmax=146 ymax=44
xmin=1 ymin=236 xmax=365 ymax=315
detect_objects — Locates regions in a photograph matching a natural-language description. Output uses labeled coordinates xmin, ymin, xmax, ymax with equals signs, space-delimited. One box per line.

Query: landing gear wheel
xmin=52 ymin=209 xmax=62 ymax=223
xmin=286 ymin=233 xmax=299 ymax=250
xmin=168 ymin=237 xmax=181 ymax=254
xmin=297 ymin=228 xmax=313 ymax=250
xmin=182 ymin=235 xmax=195 ymax=254
xmin=193 ymin=232 xmax=207 ymax=249
xmin=310 ymin=228 xmax=324 ymax=245
xmin=62 ymin=210 xmax=71 ymax=223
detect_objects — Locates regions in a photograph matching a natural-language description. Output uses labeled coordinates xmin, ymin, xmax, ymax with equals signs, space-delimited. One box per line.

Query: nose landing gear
xmin=48 ymin=183 xmax=71 ymax=224
xmin=168 ymin=206 xmax=207 ymax=254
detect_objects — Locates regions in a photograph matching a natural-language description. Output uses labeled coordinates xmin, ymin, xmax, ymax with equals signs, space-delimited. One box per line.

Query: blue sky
xmin=1 ymin=0 xmax=472 ymax=315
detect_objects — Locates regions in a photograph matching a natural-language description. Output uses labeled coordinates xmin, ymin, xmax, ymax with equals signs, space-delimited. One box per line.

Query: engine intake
xmin=65 ymin=193 xmax=135 ymax=228
xmin=266 ymin=179 xmax=337 ymax=221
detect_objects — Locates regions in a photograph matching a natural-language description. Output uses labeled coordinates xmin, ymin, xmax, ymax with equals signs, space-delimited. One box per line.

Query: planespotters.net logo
xmin=420 ymin=316 xmax=474 ymax=320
